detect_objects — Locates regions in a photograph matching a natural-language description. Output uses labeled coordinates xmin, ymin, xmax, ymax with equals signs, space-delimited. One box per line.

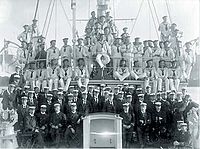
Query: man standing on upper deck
xmin=46 ymin=40 xmax=60 ymax=66
xmin=60 ymin=38 xmax=72 ymax=65
xmin=158 ymin=16 xmax=171 ymax=42
xmin=182 ymin=42 xmax=196 ymax=82
xmin=17 ymin=25 xmax=31 ymax=44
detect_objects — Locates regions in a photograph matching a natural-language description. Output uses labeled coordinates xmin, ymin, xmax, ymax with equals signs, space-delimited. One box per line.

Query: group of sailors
xmin=15 ymin=11 xmax=196 ymax=92
xmin=1 ymin=80 xmax=199 ymax=148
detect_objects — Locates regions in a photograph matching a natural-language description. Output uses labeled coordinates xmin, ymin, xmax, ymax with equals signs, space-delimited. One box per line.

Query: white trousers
xmin=157 ymin=78 xmax=169 ymax=91
xmin=59 ymin=78 xmax=72 ymax=91
xmin=145 ymin=78 xmax=157 ymax=93
xmin=25 ymin=80 xmax=35 ymax=90
xmin=36 ymin=80 xmax=47 ymax=91
xmin=114 ymin=71 xmax=130 ymax=81
xmin=49 ymin=78 xmax=59 ymax=91
xmin=169 ymin=78 xmax=180 ymax=91
xmin=130 ymin=71 xmax=146 ymax=80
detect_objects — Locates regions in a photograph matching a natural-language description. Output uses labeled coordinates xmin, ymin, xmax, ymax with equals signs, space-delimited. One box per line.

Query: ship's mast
xmin=71 ymin=0 xmax=77 ymax=66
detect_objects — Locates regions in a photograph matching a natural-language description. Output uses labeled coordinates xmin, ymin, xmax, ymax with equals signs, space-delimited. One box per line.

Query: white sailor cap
xmin=28 ymin=90 xmax=35 ymax=94
xmin=150 ymin=93 xmax=156 ymax=96
xmin=123 ymin=103 xmax=130 ymax=107
xmin=180 ymin=123 xmax=187 ymax=127
xmin=69 ymin=86 xmax=74 ymax=89
xmin=47 ymin=93 xmax=53 ymax=97
xmin=54 ymin=103 xmax=60 ymax=107
xmin=21 ymin=96 xmax=28 ymax=100
xmin=29 ymin=105 xmax=36 ymax=109
xmin=58 ymin=87 xmax=64 ymax=91
xmin=104 ymin=86 xmax=111 ymax=91
xmin=82 ymin=91 xmax=87 ymax=95
xmin=118 ymin=91 xmax=124 ymax=94
xmin=100 ymin=84 xmax=106 ymax=87
xmin=128 ymin=86 xmax=135 ymax=89
xmin=177 ymin=92 xmax=182 ymax=95
xmin=155 ymin=102 xmax=162 ymax=106
xmin=57 ymin=92 xmax=63 ymax=95
xmin=88 ymin=85 xmax=94 ymax=89
xmin=136 ymin=88 xmax=142 ymax=91
xmin=177 ymin=121 xmax=184 ymax=124
xmin=44 ymin=87 xmax=49 ymax=90
xmin=138 ymin=94 xmax=144 ymax=97
xmin=123 ymin=83 xmax=129 ymax=86
xmin=14 ymin=74 xmax=20 ymax=79
xmin=68 ymin=93 xmax=74 ymax=97
xmin=94 ymin=89 xmax=100 ymax=92
xmin=140 ymin=102 xmax=147 ymax=106
xmin=52 ymin=88 xmax=58 ymax=91
xmin=41 ymin=104 xmax=47 ymax=108
xmin=114 ymin=86 xmax=119 ymax=90
xmin=71 ymin=102 xmax=77 ymax=107
xmin=73 ymin=90 xmax=78 ymax=93
xmin=127 ymin=95 xmax=132 ymax=98
xmin=24 ymin=86 xmax=30 ymax=89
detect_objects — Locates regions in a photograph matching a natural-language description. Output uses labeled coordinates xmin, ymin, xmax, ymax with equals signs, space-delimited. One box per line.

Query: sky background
xmin=0 ymin=0 xmax=199 ymax=52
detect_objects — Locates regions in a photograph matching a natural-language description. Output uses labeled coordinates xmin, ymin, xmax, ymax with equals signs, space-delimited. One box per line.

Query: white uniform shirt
xmin=47 ymin=47 xmax=60 ymax=62
xmin=60 ymin=45 xmax=72 ymax=60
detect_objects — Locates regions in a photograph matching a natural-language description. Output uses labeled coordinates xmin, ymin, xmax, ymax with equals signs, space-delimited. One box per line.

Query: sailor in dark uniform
xmin=173 ymin=123 xmax=191 ymax=149
xmin=114 ymin=91 xmax=124 ymax=114
xmin=23 ymin=105 xmax=44 ymax=148
xmin=49 ymin=103 xmax=66 ymax=147
xmin=103 ymin=92 xmax=116 ymax=113
xmin=46 ymin=93 xmax=54 ymax=115
xmin=144 ymin=85 xmax=151 ymax=103
xmin=92 ymin=89 xmax=104 ymax=112
xmin=136 ymin=102 xmax=151 ymax=148
xmin=151 ymin=102 xmax=167 ymax=145
xmin=77 ymin=91 xmax=92 ymax=116
xmin=120 ymin=103 xmax=135 ymax=148
xmin=35 ymin=104 xmax=49 ymax=145
xmin=65 ymin=103 xmax=82 ymax=148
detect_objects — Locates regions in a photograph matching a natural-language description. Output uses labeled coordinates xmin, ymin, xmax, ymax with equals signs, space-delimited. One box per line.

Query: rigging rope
xmin=130 ymin=0 xmax=144 ymax=35
xmin=88 ymin=0 xmax=91 ymax=18
xmin=113 ymin=0 xmax=116 ymax=23
xmin=55 ymin=0 xmax=57 ymax=40
xmin=45 ymin=0 xmax=56 ymax=38
xmin=151 ymin=0 xmax=160 ymax=25
xmin=59 ymin=0 xmax=72 ymax=29
xmin=42 ymin=0 xmax=54 ymax=35
xmin=165 ymin=0 xmax=172 ymax=23
xmin=147 ymin=0 xmax=159 ymax=39
xmin=33 ymin=0 xmax=40 ymax=20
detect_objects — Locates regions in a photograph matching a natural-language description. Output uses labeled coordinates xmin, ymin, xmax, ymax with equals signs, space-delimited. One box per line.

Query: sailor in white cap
xmin=121 ymin=35 xmax=133 ymax=67
xmin=60 ymin=37 xmax=72 ymax=64
xmin=111 ymin=37 xmax=122 ymax=71
xmin=73 ymin=90 xmax=79 ymax=103
xmin=59 ymin=58 xmax=73 ymax=92
xmin=114 ymin=59 xmax=130 ymax=82
xmin=173 ymin=122 xmax=190 ymax=148
xmin=17 ymin=24 xmax=31 ymax=43
xmin=103 ymin=92 xmax=115 ymax=113
xmin=49 ymin=102 xmax=66 ymax=147
xmin=24 ymin=62 xmax=37 ymax=89
xmin=46 ymin=40 xmax=59 ymax=65
xmin=47 ymin=59 xmax=60 ymax=91
xmin=120 ymin=102 xmax=134 ymax=148
xmin=182 ymin=41 xmax=196 ymax=82
xmin=95 ymin=33 xmax=111 ymax=68
xmin=136 ymin=102 xmax=150 ymax=148
xmin=74 ymin=38 xmax=87 ymax=62
xmin=158 ymin=16 xmax=170 ymax=41
xmin=74 ymin=58 xmax=90 ymax=88
xmin=93 ymin=89 xmax=103 ymax=112
xmin=36 ymin=61 xmax=48 ymax=91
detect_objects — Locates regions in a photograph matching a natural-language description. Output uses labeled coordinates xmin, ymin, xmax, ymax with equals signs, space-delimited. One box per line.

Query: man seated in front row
xmin=23 ymin=105 xmax=44 ymax=147
xmin=75 ymin=58 xmax=90 ymax=88
xmin=114 ymin=59 xmax=130 ymax=81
